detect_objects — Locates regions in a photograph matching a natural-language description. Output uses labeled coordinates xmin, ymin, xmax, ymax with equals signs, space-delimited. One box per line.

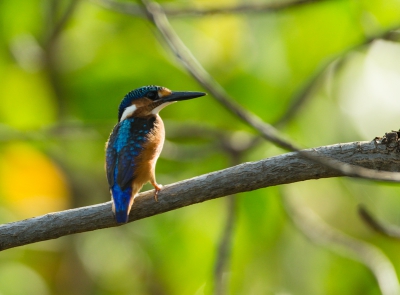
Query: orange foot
xmin=152 ymin=183 xmax=163 ymax=202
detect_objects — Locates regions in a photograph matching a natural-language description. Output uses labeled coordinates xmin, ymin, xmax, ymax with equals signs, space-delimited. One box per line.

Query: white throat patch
xmin=151 ymin=101 xmax=176 ymax=115
xmin=120 ymin=105 xmax=137 ymax=122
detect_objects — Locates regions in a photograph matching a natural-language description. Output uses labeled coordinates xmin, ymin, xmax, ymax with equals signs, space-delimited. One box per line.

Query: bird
xmin=106 ymin=85 xmax=206 ymax=224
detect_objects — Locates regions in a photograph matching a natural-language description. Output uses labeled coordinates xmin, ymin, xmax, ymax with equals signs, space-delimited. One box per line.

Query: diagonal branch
xmin=135 ymin=0 xmax=400 ymax=183
xmin=0 ymin=140 xmax=399 ymax=251
xmin=358 ymin=205 xmax=400 ymax=238
xmin=96 ymin=0 xmax=399 ymax=131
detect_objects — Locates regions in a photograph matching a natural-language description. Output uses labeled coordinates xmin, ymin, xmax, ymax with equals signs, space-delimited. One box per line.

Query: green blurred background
xmin=1 ymin=0 xmax=400 ymax=294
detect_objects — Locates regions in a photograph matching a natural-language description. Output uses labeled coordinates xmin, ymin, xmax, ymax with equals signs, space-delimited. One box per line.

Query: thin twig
xmin=0 ymin=140 xmax=399 ymax=251
xmin=273 ymin=30 xmax=396 ymax=127
xmin=272 ymin=58 xmax=336 ymax=127
xmin=43 ymin=0 xmax=80 ymax=120
xmin=0 ymin=122 xmax=102 ymax=143
xmin=93 ymin=0 xmax=321 ymax=18
xmin=283 ymin=195 xmax=400 ymax=295
xmin=358 ymin=205 xmax=400 ymax=238
xmin=213 ymin=135 xmax=256 ymax=295
xmin=44 ymin=0 xmax=80 ymax=48
xmin=214 ymin=195 xmax=236 ymax=295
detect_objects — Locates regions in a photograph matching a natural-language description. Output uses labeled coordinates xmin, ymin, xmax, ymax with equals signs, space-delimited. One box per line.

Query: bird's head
xmin=118 ymin=85 xmax=206 ymax=122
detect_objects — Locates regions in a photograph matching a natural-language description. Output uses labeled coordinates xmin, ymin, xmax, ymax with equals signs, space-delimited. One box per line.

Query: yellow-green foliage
xmin=1 ymin=0 xmax=400 ymax=294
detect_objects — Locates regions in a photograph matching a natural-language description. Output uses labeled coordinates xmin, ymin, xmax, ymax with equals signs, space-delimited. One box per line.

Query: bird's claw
xmin=154 ymin=184 xmax=163 ymax=202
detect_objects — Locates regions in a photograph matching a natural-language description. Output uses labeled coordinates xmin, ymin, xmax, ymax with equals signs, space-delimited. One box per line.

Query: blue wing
xmin=106 ymin=117 xmax=154 ymax=223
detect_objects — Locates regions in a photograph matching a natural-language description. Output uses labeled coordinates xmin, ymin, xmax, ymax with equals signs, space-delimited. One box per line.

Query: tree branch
xmin=358 ymin=205 xmax=400 ymax=238
xmin=0 ymin=139 xmax=399 ymax=251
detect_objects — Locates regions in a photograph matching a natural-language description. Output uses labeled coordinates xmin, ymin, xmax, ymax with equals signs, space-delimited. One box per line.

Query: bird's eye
xmin=147 ymin=91 xmax=158 ymax=100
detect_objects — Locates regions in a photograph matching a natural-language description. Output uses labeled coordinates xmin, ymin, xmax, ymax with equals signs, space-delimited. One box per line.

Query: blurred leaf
xmin=0 ymin=262 xmax=50 ymax=295
xmin=0 ymin=66 xmax=56 ymax=129
xmin=0 ymin=142 xmax=70 ymax=218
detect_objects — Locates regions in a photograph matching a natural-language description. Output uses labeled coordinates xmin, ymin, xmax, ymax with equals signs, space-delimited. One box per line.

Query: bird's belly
xmin=132 ymin=116 xmax=165 ymax=186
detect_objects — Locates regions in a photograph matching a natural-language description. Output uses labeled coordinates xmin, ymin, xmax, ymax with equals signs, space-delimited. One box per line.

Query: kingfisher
xmin=106 ymin=85 xmax=206 ymax=224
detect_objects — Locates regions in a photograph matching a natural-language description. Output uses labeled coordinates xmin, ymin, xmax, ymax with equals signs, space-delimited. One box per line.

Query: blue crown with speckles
xmin=118 ymin=85 xmax=161 ymax=121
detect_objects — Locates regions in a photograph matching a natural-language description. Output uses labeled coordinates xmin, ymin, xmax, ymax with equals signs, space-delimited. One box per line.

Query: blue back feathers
xmin=106 ymin=116 xmax=156 ymax=223
xmin=118 ymin=85 xmax=162 ymax=121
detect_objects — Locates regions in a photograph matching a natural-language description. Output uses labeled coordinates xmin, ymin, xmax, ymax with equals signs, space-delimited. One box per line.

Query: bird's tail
xmin=111 ymin=185 xmax=133 ymax=224
xmin=115 ymin=210 xmax=129 ymax=224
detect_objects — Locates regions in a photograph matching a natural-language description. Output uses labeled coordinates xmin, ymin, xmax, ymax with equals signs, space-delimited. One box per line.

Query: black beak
xmin=161 ymin=91 xmax=206 ymax=102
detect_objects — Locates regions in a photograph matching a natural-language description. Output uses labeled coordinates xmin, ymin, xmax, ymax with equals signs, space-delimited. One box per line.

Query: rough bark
xmin=0 ymin=139 xmax=399 ymax=251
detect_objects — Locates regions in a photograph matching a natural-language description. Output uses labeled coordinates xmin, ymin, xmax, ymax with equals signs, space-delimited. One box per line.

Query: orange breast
xmin=132 ymin=115 xmax=165 ymax=192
